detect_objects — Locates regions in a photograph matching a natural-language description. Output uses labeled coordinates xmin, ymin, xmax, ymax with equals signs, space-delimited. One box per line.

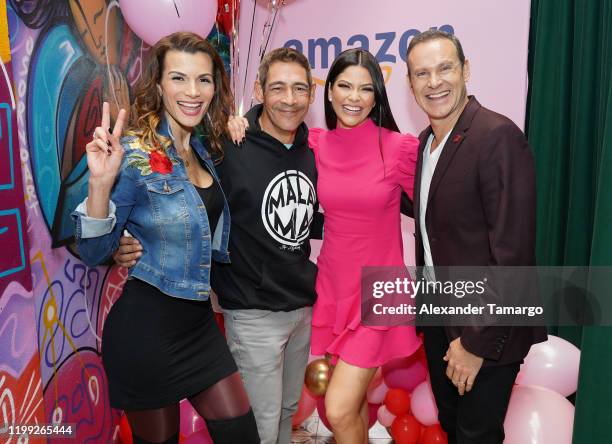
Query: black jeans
xmin=423 ymin=327 xmax=520 ymax=444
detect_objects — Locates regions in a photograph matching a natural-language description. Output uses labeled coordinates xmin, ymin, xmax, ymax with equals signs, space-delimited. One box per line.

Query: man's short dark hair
xmin=258 ymin=47 xmax=312 ymax=89
xmin=406 ymin=29 xmax=466 ymax=74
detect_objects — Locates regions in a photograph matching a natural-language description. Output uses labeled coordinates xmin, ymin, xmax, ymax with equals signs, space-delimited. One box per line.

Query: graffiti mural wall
xmin=1 ymin=0 xmax=230 ymax=441
xmin=3 ymin=0 xmax=137 ymax=439
xmin=1 ymin=0 xmax=45 ymax=441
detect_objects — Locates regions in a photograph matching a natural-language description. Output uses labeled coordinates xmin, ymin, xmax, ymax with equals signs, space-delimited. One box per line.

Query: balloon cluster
xmin=375 ymin=381 xmax=444 ymax=444
xmin=293 ymin=335 xmax=579 ymax=444
xmin=372 ymin=349 xmax=445 ymax=444
xmin=297 ymin=349 xmax=443 ymax=443
xmin=504 ymin=335 xmax=579 ymax=444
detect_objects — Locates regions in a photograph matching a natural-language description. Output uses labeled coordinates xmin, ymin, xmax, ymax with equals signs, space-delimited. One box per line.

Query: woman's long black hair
xmin=324 ymin=48 xmax=400 ymax=133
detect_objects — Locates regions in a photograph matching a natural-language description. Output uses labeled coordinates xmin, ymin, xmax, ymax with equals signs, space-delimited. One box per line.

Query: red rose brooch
xmin=126 ymin=149 xmax=178 ymax=176
xmin=149 ymin=150 xmax=173 ymax=174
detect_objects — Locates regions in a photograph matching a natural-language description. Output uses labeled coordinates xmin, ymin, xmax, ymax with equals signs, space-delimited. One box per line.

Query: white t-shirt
xmin=419 ymin=130 xmax=452 ymax=278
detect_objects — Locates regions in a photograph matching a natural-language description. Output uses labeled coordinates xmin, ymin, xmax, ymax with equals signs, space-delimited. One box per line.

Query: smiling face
xmin=407 ymin=38 xmax=470 ymax=133
xmin=157 ymin=50 xmax=215 ymax=136
xmin=329 ymin=65 xmax=376 ymax=129
xmin=255 ymin=61 xmax=315 ymax=144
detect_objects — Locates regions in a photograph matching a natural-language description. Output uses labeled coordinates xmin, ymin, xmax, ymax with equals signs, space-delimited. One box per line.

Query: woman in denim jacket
xmin=72 ymin=33 xmax=259 ymax=444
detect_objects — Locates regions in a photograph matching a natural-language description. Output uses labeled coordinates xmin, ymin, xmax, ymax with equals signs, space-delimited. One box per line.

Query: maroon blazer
xmin=413 ymin=96 xmax=547 ymax=365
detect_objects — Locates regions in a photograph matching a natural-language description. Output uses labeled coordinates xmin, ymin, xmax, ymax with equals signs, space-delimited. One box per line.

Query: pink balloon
xmin=516 ymin=335 xmax=581 ymax=397
xmin=377 ymin=404 xmax=397 ymax=427
xmin=504 ymin=385 xmax=574 ymax=444
xmin=410 ymin=380 xmax=438 ymax=426
xmin=292 ymin=386 xmax=317 ymax=428
xmin=368 ymin=368 xmax=384 ymax=390
xmin=121 ymin=0 xmax=218 ymax=46
xmin=382 ymin=352 xmax=428 ymax=392
xmin=180 ymin=400 xmax=206 ymax=436
xmin=367 ymin=380 xmax=389 ymax=404
xmin=308 ymin=353 xmax=325 ymax=363
xmin=182 ymin=429 xmax=213 ymax=444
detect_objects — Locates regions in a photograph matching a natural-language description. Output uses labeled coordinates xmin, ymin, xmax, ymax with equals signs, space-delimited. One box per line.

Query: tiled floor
xmin=291 ymin=411 xmax=393 ymax=443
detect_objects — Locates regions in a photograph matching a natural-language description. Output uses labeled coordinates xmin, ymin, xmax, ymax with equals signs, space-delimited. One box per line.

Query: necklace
xmin=176 ymin=145 xmax=191 ymax=167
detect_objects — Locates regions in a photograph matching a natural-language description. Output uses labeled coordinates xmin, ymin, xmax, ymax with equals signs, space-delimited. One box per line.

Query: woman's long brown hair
xmin=128 ymin=32 xmax=234 ymax=161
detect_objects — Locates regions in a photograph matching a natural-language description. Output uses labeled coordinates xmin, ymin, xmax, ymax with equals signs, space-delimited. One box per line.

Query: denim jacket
xmin=72 ymin=119 xmax=231 ymax=300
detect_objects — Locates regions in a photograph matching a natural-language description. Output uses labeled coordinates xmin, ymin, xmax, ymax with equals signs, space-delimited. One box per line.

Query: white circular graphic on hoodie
xmin=261 ymin=170 xmax=316 ymax=247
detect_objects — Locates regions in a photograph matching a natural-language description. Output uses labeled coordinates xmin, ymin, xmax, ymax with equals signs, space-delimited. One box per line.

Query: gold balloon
xmin=304 ymin=358 xmax=332 ymax=397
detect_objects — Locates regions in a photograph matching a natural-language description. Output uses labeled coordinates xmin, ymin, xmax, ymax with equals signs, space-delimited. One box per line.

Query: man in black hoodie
xmin=116 ymin=48 xmax=319 ymax=444
xmin=211 ymin=48 xmax=319 ymax=444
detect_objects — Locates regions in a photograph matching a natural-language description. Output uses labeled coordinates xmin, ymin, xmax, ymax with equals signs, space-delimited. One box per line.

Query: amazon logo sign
xmin=283 ymin=25 xmax=455 ymax=84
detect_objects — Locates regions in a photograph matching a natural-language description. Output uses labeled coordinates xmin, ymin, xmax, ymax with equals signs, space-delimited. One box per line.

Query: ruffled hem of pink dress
xmin=311 ymin=324 xmax=422 ymax=368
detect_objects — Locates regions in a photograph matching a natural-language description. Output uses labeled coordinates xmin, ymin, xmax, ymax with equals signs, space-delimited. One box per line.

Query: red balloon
xmin=367 ymin=403 xmax=378 ymax=429
xmin=417 ymin=344 xmax=427 ymax=361
xmin=217 ymin=0 xmax=239 ymax=34
xmin=118 ymin=414 xmax=133 ymax=444
xmin=384 ymin=388 xmax=412 ymax=416
xmin=316 ymin=397 xmax=332 ymax=431
xmin=391 ymin=413 xmax=422 ymax=444
xmin=292 ymin=387 xmax=317 ymax=428
xmin=420 ymin=424 xmax=448 ymax=444
xmin=214 ymin=312 xmax=226 ymax=336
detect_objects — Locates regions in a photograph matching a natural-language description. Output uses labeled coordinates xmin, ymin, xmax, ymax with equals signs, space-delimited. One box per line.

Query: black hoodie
xmin=211 ymin=105 xmax=319 ymax=311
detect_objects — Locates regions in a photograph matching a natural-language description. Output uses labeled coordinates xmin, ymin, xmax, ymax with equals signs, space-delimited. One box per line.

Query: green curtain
xmin=526 ymin=0 xmax=612 ymax=442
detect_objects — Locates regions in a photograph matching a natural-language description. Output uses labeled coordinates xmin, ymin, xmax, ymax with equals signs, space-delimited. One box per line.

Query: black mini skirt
xmin=102 ymin=278 xmax=237 ymax=410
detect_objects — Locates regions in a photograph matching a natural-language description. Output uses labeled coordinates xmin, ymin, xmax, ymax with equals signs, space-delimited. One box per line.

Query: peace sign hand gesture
xmin=86 ymin=102 xmax=127 ymax=187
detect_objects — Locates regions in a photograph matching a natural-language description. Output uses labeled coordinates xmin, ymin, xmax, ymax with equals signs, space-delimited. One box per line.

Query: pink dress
xmin=309 ymin=119 xmax=421 ymax=368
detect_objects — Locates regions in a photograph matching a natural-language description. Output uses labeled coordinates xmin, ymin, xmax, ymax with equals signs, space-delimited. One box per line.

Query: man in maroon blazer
xmin=405 ymin=30 xmax=547 ymax=443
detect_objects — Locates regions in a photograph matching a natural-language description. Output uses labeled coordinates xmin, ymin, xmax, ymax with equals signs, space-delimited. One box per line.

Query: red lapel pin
xmin=452 ymin=134 xmax=463 ymax=143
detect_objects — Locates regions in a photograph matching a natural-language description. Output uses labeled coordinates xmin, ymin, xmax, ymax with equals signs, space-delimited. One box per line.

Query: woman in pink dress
xmin=309 ymin=49 xmax=421 ymax=443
